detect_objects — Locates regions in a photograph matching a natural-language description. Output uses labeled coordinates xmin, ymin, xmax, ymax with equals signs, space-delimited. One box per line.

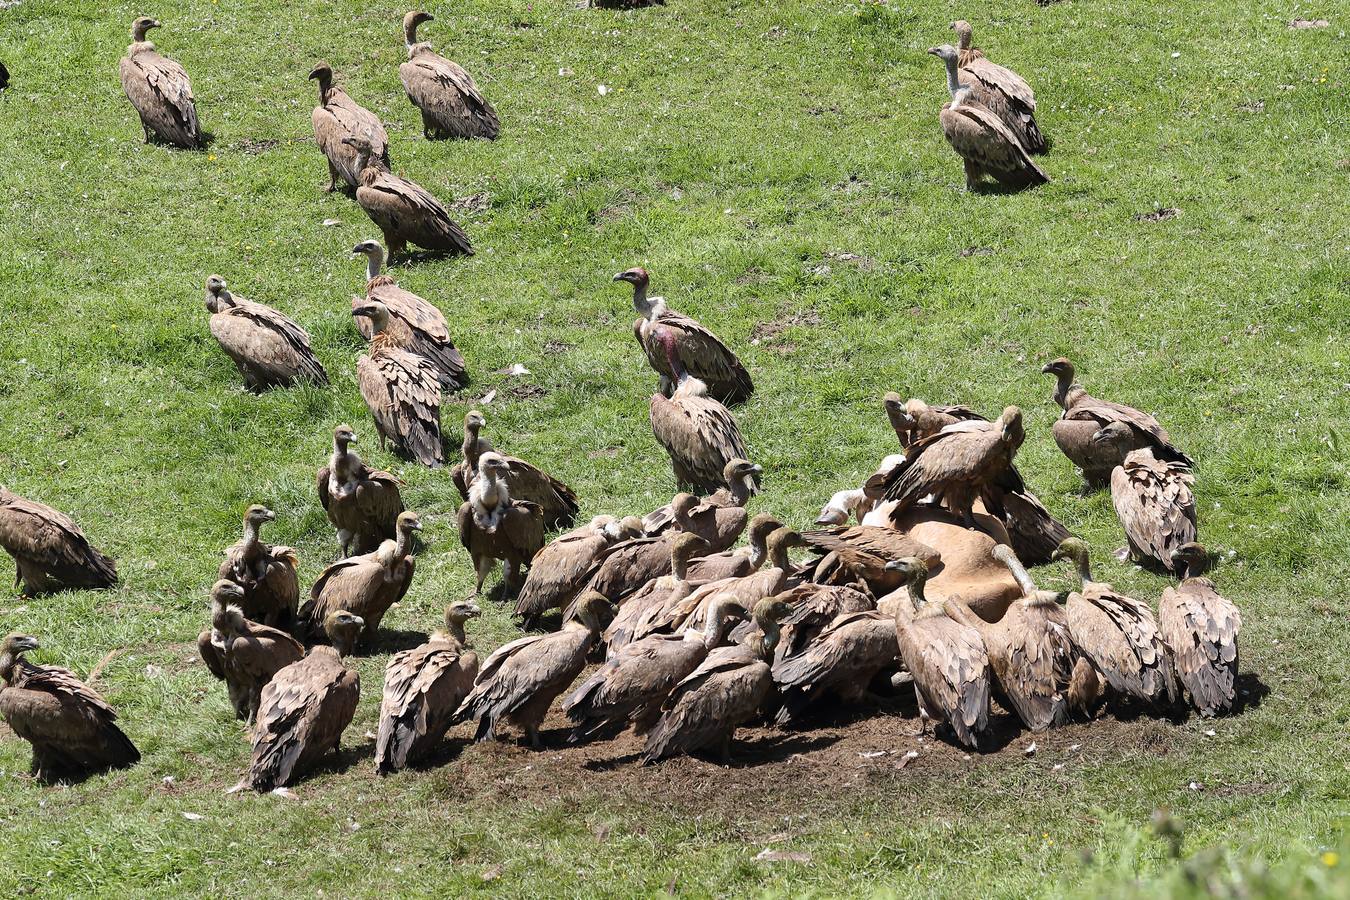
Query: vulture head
xmin=722 ymin=458 xmax=763 ymax=493
xmin=570 ymin=591 xmax=613 ymax=633
xmin=996 ymin=406 xmax=1025 ymax=449
xmin=463 ymin=410 xmax=486 ymax=435
xmin=403 ymin=11 xmax=435 ymax=47
xmin=333 ymin=423 xmax=357 ymax=453
xmin=589 ymin=515 xmax=620 ymax=540
xmin=617 ymin=516 xmax=645 ymax=539
xmin=746 ymin=513 xmax=784 ymax=545
xmin=243 ymin=504 xmax=276 ymax=530
xmin=949 ymin=20 xmax=974 ymax=48
xmin=308 ymin=61 xmax=333 ymax=84
xmin=1049 ymin=537 xmax=1092 ymax=581
xmin=926 ymin=44 xmax=959 ymax=65
xmin=815 ymin=489 xmax=868 ymax=526
xmin=396 ymin=511 xmax=423 ymax=537
xmin=0 ymin=633 xmax=39 ymax=681
xmin=130 ymin=16 xmax=160 ymax=42
xmin=351 ymin=299 xmax=392 ymax=334
xmin=670 ymin=532 xmax=710 ymax=578
xmin=476 ymin=451 xmax=510 ymax=482
xmin=445 ymin=599 xmax=482 ymax=628
xmin=324 ymin=610 xmax=366 ymax=658
xmin=1089 ymin=421 xmax=1134 ymax=459
xmin=883 ymin=556 xmax=930 ymax=606
xmin=1169 ymin=542 xmax=1211 ymax=579
xmin=765 ymin=527 xmax=806 ymax=568
xmin=613 ymin=267 xmax=653 ymax=311
xmin=748 ymin=597 xmax=793 ymax=658
xmin=204 ymin=275 xmax=233 ymax=312
xmin=670 ymin=492 xmax=699 ymax=520
xmin=339 ymin=135 xmax=377 ymax=169
xmin=993 ymin=544 xmax=1039 ymax=599
xmin=209 ymin=588 xmax=248 ymax=645
xmin=702 ymin=593 xmax=747 ymax=644
xmin=211 ymin=579 xmax=247 ymax=609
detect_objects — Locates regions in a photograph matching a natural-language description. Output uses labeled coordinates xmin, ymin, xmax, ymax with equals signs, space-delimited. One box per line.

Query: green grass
xmin=1 ymin=0 xmax=1347 ymax=895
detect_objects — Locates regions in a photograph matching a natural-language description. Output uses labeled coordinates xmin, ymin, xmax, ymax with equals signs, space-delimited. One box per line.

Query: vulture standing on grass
xmin=204 ymin=276 xmax=329 ymax=391
xmin=399 ymin=11 xmax=500 ymax=141
xmin=601 ymin=533 xmax=710 ymax=652
xmin=1041 ymin=358 xmax=1193 ymax=487
xmin=375 ymin=600 xmax=481 ymax=773
xmin=350 ymin=240 xmax=467 ymax=391
xmin=118 ymin=17 xmax=202 ymax=149
xmin=885 ymin=558 xmax=991 ymax=749
xmin=245 ymin=611 xmax=363 ymax=792
xmin=217 ymin=505 xmax=299 ymax=631
xmin=300 ymin=512 xmax=421 ymax=647
xmin=514 ymin=517 xmax=624 ymax=629
xmin=772 ymin=609 xmax=898 ymax=726
xmin=353 ymin=300 xmax=444 ymax=467
xmin=801 ymin=525 xmax=940 ymax=595
xmin=926 ymin=45 xmax=1047 ymax=192
xmin=615 ymin=267 xmax=754 ymax=404
xmin=453 ymin=593 xmax=611 ymax=748
xmin=451 ymin=410 xmax=579 ymax=528
xmin=309 ymin=62 xmax=390 ymax=192
xmin=316 ymin=424 xmax=405 ymax=558
xmin=643 ymin=459 xmax=761 ymax=535
xmin=457 ymin=452 xmax=546 ymax=594
xmin=0 ymin=487 xmax=117 ymax=596
xmin=650 ymin=375 xmax=751 ymax=495
xmin=0 ymin=634 xmax=140 ymax=781
xmin=197 ymin=582 xmax=305 ymax=723
xmin=342 ymin=135 xmax=473 ymax=257
xmin=1160 ymin=543 xmax=1241 ymax=717
xmin=950 ymin=21 xmax=1046 ymax=154
xmin=1100 ymin=426 xmax=1198 ymax=571
xmin=1050 ymin=538 xmax=1176 ymax=706
xmin=641 ymin=598 xmax=791 ymax=765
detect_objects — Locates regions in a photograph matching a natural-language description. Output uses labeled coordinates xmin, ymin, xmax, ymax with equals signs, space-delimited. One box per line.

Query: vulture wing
xmin=653 ymin=310 xmax=753 ymax=404
xmin=0 ymin=490 xmax=116 ymax=589
xmin=357 ymin=349 xmax=443 ymax=467
xmin=1160 ymin=579 xmax=1240 ymax=716
xmin=1065 ymin=401 xmax=1192 ymax=466
xmin=1110 ymin=451 xmax=1197 ymax=569
xmin=313 ymin=89 xmax=390 ymax=187
xmin=119 ymin=51 xmax=201 ymax=148
xmin=1067 ymin=590 xmax=1175 ymax=703
xmin=649 ymin=394 xmax=750 ymax=494
xmin=940 ymin=103 xmax=1048 ymax=186
xmin=400 ymin=53 xmax=500 ymax=140
xmin=357 ymin=172 xmax=473 ymax=256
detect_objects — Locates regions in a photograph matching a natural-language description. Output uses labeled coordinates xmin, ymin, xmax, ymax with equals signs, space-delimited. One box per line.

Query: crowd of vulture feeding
xmin=0 ymin=11 xmax=1243 ymax=791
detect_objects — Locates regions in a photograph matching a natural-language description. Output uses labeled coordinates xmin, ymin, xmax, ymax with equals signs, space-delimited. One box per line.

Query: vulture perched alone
xmin=118 ymin=17 xmax=202 ymax=149
xmin=0 ymin=487 xmax=117 ymax=596
xmin=772 ymin=609 xmax=898 ymax=726
xmin=217 ymin=505 xmax=299 ymax=631
xmin=650 ymin=377 xmax=751 ymax=495
xmin=926 ymin=45 xmax=1047 ymax=192
xmin=316 ymin=424 xmax=404 ymax=558
xmin=640 ymin=598 xmax=792 ymax=764
xmin=400 ymin=11 xmax=500 ymax=141
xmin=245 ymin=612 xmax=362 ymax=792
xmin=301 ymin=512 xmax=420 ymax=648
xmin=342 ymin=135 xmax=473 ymax=257
xmin=1101 ymin=428 xmax=1198 ymax=572
xmin=204 ymin=276 xmax=329 ymax=391
xmin=514 ymin=516 xmax=625 ymax=628
xmin=451 ymin=410 xmax=579 ymax=528
xmin=351 ymin=241 xmax=468 ymax=391
xmin=615 ymin=267 xmax=754 ymax=404
xmin=309 ymin=62 xmax=391 ymax=192
xmin=1051 ymin=539 xmax=1176 ymax=706
xmin=1160 ymin=543 xmax=1241 ymax=717
xmin=1041 ymin=358 xmax=1194 ymax=487
xmin=454 ymin=593 xmax=611 ymax=748
xmin=885 ymin=558 xmax=992 ymax=749
xmin=643 ymin=458 xmax=761 ymax=536
xmin=353 ymin=300 xmax=444 ymax=467
xmin=950 ymin=21 xmax=1046 ymax=154
xmin=375 ymin=600 xmax=481 ymax=773
xmin=0 ymin=634 xmax=140 ymax=781
xmin=197 ymin=582 xmax=305 ymax=723
xmin=457 ymin=452 xmax=546 ymax=594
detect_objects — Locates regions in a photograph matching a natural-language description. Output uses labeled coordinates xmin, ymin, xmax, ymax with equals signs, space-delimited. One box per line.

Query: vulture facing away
xmin=650 ymin=376 xmax=751 ymax=495
xmin=197 ymin=582 xmax=305 ymax=723
xmin=0 ymin=634 xmax=140 ymax=782
xmin=599 ymin=533 xmax=709 ymax=653
xmin=451 ymin=410 xmax=580 ymax=528
xmin=457 ymin=452 xmax=546 ymax=594
xmin=300 ymin=512 xmax=421 ymax=648
xmin=342 ymin=135 xmax=473 ymax=257
xmin=772 ymin=609 xmax=898 ymax=726
xmin=204 ymin=276 xmax=329 ymax=391
xmin=118 ymin=17 xmax=203 ymax=149
xmin=309 ymin=62 xmax=391 ymax=192
xmin=1160 ymin=543 xmax=1241 ymax=717
xmin=951 ymin=20 xmax=1046 ymax=154
xmin=217 ymin=505 xmax=299 ymax=631
xmin=514 ymin=516 xmax=625 ymax=628
xmin=354 ymin=300 xmax=444 ymax=467
xmin=0 ymin=487 xmax=117 ymax=596
xmin=884 ymin=393 xmax=987 ymax=449
xmin=399 ymin=11 xmax=500 ymax=141
xmin=1103 ymin=431 xmax=1198 ymax=572
xmin=615 ymin=267 xmax=754 ymax=404
xmin=316 ymin=424 xmax=405 ymax=558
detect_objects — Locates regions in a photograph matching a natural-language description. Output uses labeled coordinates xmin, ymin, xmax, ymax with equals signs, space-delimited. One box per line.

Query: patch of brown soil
xmin=751 ymin=309 xmax=822 ymax=345
xmin=1135 ymin=207 xmax=1181 ymax=223
xmin=452 ymin=192 xmax=492 ymax=214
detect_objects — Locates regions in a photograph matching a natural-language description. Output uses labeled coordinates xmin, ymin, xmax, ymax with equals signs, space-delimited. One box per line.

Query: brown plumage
xmin=650 ymin=377 xmax=751 ymax=494
xmin=217 ymin=505 xmax=299 ymax=631
xmin=615 ymin=267 xmax=753 ymax=404
xmin=885 ymin=558 xmax=992 ymax=749
xmin=316 ymin=424 xmax=405 ymax=558
xmin=642 ymin=458 xmax=761 ymax=535
xmin=772 ymin=609 xmax=897 ymax=725
xmin=457 ymin=453 xmax=546 ymax=594
xmin=300 ymin=512 xmax=420 ymax=647
xmin=884 ymin=393 xmax=987 ymax=449
xmin=197 ymin=582 xmax=305 ymax=723
xmin=656 ymin=489 xmax=750 ymax=553
xmin=450 ymin=410 xmax=579 ymax=528
xmin=801 ymin=525 xmax=941 ymax=595
xmin=1104 ymin=433 xmax=1198 ymax=572
xmin=245 ymin=611 xmax=362 ymax=792
xmin=399 ymin=11 xmax=500 ymax=141
xmin=927 ymin=45 xmax=1047 ymax=191
xmin=640 ymin=598 xmax=791 ymax=764
xmin=353 ymin=300 xmax=444 ymax=467
xmin=601 ymin=533 xmax=710 ymax=653
xmin=1160 ymin=543 xmax=1241 ymax=717
xmin=204 ymin=276 xmax=329 ymax=392
xmin=341 ymin=135 xmax=472 ymax=257
xmin=884 ymin=505 xmax=1019 ymax=621
xmin=514 ymin=517 xmax=624 ymax=628
xmin=739 ymin=582 xmax=875 ymax=663
xmin=375 ymin=600 xmax=481 ymax=773
xmin=118 ymin=17 xmax=202 ymax=149
xmin=0 ymin=486 xmax=117 ymax=596
xmin=950 ymin=21 xmax=1045 ymax=154
xmin=0 ymin=634 xmax=140 ymax=782
xmin=454 ymin=593 xmax=611 ymax=748
xmin=309 ymin=62 xmax=391 ymax=192
xmin=1051 ymin=539 xmax=1176 ymax=705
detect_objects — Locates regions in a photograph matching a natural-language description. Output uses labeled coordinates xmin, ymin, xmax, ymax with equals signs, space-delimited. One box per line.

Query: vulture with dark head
xmin=0 ymin=634 xmax=140 ymax=781
xmin=650 ymin=376 xmax=751 ymax=495
xmin=1160 ymin=543 xmax=1241 ymax=717
xmin=350 ymin=241 xmax=467 ymax=391
xmin=118 ymin=17 xmax=202 ymax=149
xmin=217 ymin=505 xmax=299 ymax=631
xmin=353 ymin=300 xmax=444 ymax=467
xmin=197 ymin=581 xmax=305 ymax=723
xmin=341 ymin=135 xmax=473 ymax=257
xmin=451 ymin=410 xmax=579 ymax=528
xmin=1100 ymin=426 xmax=1198 ymax=572
xmin=316 ymin=424 xmax=405 ymax=558
xmin=0 ymin=486 xmax=117 ymax=596
xmin=400 ymin=11 xmax=499 ymax=141
xmin=457 ymin=452 xmax=546 ymax=594
xmin=949 ymin=21 xmax=1045 ymax=154
xmin=375 ymin=599 xmax=481 ymax=773
xmin=204 ymin=276 xmax=328 ymax=391
xmin=615 ymin=267 xmax=753 ymax=404
xmin=309 ymin=62 xmax=390 ymax=192
xmin=514 ymin=516 xmax=625 ymax=629
xmin=642 ymin=458 xmax=760 ymax=537
xmin=300 ymin=512 xmax=420 ymax=648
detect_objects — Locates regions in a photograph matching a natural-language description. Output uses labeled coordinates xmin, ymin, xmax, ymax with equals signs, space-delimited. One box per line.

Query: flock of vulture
xmin=0 ymin=12 xmax=1242 ymax=790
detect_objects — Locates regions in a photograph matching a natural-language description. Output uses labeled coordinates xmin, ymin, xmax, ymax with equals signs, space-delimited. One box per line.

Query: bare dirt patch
xmin=751 ymin=309 xmax=822 ymax=352
xmin=1135 ymin=207 xmax=1181 ymax=223
xmin=507 ymin=384 xmax=548 ymax=401
xmin=235 ymin=138 xmax=279 ymax=155
xmin=452 ymin=192 xmax=492 ymax=214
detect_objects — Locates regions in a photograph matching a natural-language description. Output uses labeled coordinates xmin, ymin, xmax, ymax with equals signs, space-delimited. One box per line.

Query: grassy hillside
xmin=0 ymin=0 xmax=1346 ymax=895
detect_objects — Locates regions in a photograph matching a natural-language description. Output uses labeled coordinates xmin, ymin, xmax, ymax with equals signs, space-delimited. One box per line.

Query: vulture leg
xmin=325 ymin=160 xmax=340 ymax=193
xmin=964 ymin=159 xmax=981 ymax=192
xmin=719 ymin=735 xmax=733 ymax=766
xmin=474 ymin=717 xmax=495 ymax=743
xmin=525 ymin=724 xmax=542 ymax=750
xmin=474 ymin=554 xmax=494 ymax=593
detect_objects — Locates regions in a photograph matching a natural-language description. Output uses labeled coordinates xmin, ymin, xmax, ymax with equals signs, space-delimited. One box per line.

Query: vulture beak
xmin=815 ymin=511 xmax=844 ymax=526
xmin=1040 ymin=362 xmax=1055 ymax=374
xmin=925 ymin=46 xmax=942 ymax=56
xmin=352 ymin=305 xmax=377 ymax=318
xmin=261 ymin=508 xmax=276 ymax=521
xmin=883 ymin=559 xmax=907 ymax=571
xmin=409 ymin=521 xmax=423 ymax=532
xmin=465 ymin=603 xmax=483 ymax=618
xmin=612 ymin=272 xmax=627 ymax=283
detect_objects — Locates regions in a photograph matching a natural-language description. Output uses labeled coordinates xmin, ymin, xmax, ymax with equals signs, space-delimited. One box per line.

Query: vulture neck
xmin=746 ymin=529 xmax=769 ymax=570
xmin=671 ymin=548 xmax=692 ymax=581
xmin=698 ymin=605 xmax=728 ymax=646
xmin=908 ymin=572 xmax=929 ymax=608
xmin=943 ymin=57 xmax=964 ymax=100
xmin=404 ymin=20 xmax=430 ymax=53
xmin=728 ymin=475 xmax=753 ymax=507
xmin=1052 ymin=372 xmax=1079 ymax=409
xmin=755 ymin=622 xmax=782 ymax=660
xmin=240 ymin=521 xmax=262 ymax=559
xmin=1003 ymin=553 xmax=1039 ymax=598
xmin=632 ymin=284 xmax=661 ymax=320
xmin=767 ymin=541 xmax=793 ymax=572
xmin=315 ymin=74 xmax=334 ymax=106
xmin=444 ymin=619 xmax=468 ymax=647
xmin=1070 ymin=553 xmax=1092 ymax=588
xmin=364 ymin=249 xmax=385 ymax=283
xmin=0 ymin=649 xmax=20 ymax=684
xmin=393 ymin=526 xmax=415 ymax=560
xmin=129 ymin=40 xmax=155 ymax=55
xmin=462 ymin=425 xmax=482 ymax=469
